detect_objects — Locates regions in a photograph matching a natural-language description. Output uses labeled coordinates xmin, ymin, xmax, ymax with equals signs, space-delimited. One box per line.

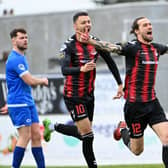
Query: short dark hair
xmin=10 ymin=28 xmax=27 ymax=39
xmin=130 ymin=17 xmax=145 ymax=36
xmin=73 ymin=11 xmax=88 ymax=23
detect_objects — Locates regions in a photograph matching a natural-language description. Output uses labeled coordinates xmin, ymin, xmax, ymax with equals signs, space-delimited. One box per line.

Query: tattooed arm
xmin=87 ymin=38 xmax=122 ymax=54
xmin=77 ymin=30 xmax=122 ymax=54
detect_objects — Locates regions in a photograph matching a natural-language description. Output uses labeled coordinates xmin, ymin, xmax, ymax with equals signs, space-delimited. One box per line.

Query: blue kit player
xmin=6 ymin=28 xmax=48 ymax=168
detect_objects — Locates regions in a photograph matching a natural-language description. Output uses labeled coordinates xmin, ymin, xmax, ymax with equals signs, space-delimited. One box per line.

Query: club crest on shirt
xmin=18 ymin=64 xmax=25 ymax=71
xmin=154 ymin=50 xmax=159 ymax=57
xmin=90 ymin=48 xmax=97 ymax=55
xmin=76 ymin=52 xmax=83 ymax=56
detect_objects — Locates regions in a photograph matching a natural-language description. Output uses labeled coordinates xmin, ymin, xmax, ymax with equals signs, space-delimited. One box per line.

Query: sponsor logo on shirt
xmin=80 ymin=58 xmax=97 ymax=64
xmin=80 ymin=59 xmax=91 ymax=64
xmin=140 ymin=50 xmax=159 ymax=57
xmin=142 ymin=61 xmax=158 ymax=64
xmin=140 ymin=52 xmax=149 ymax=55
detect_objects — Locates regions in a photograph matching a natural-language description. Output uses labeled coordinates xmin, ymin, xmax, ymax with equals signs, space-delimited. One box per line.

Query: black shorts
xmin=124 ymin=98 xmax=167 ymax=138
xmin=64 ymin=96 xmax=94 ymax=122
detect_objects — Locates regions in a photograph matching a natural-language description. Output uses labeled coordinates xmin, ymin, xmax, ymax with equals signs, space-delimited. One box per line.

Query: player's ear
xmin=73 ymin=24 xmax=77 ymax=31
xmin=11 ymin=37 xmax=16 ymax=45
xmin=135 ymin=29 xmax=139 ymax=36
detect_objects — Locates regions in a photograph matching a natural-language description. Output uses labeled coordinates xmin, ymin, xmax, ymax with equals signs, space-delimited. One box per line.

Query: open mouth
xmin=147 ymin=31 xmax=152 ymax=35
xmin=88 ymin=28 xmax=90 ymax=32
xmin=85 ymin=27 xmax=90 ymax=33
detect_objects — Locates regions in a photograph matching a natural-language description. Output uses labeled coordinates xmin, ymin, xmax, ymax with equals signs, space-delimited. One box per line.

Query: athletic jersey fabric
xmin=60 ymin=34 xmax=122 ymax=99
xmin=6 ymin=50 xmax=35 ymax=107
xmin=121 ymin=40 xmax=168 ymax=102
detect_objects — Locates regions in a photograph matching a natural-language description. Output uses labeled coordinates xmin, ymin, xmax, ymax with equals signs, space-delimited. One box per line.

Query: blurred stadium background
xmin=0 ymin=0 xmax=168 ymax=167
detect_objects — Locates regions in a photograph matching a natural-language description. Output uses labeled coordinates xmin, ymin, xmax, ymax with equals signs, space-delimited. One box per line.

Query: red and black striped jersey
xmin=60 ymin=34 xmax=122 ymax=99
xmin=121 ymin=40 xmax=168 ymax=102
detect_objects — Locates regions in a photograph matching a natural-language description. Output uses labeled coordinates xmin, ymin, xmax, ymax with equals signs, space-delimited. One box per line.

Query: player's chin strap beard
xmin=18 ymin=46 xmax=26 ymax=51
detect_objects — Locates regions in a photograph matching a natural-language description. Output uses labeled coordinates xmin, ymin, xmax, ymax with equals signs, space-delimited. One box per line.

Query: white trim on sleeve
xmin=19 ymin=70 xmax=29 ymax=77
xmin=7 ymin=104 xmax=28 ymax=107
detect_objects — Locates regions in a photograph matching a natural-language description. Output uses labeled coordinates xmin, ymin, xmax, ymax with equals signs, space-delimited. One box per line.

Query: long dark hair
xmin=130 ymin=17 xmax=145 ymax=36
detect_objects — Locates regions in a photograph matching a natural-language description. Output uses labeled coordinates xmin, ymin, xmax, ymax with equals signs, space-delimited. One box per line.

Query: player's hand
xmin=80 ymin=60 xmax=96 ymax=72
xmin=113 ymin=84 xmax=124 ymax=99
xmin=76 ymin=27 xmax=90 ymax=43
xmin=42 ymin=78 xmax=48 ymax=86
xmin=0 ymin=104 xmax=8 ymax=114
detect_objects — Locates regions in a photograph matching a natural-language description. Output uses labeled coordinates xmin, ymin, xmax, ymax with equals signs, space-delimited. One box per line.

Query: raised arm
xmin=77 ymin=31 xmax=122 ymax=54
xmin=88 ymin=38 xmax=122 ymax=54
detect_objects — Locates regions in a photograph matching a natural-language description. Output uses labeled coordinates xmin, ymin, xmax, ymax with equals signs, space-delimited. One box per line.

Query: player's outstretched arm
xmin=77 ymin=30 xmax=122 ymax=54
xmin=88 ymin=38 xmax=122 ymax=54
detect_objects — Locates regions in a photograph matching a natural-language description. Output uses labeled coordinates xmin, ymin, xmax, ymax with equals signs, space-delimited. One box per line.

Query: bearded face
xmin=13 ymin=32 xmax=28 ymax=52
xmin=135 ymin=18 xmax=153 ymax=43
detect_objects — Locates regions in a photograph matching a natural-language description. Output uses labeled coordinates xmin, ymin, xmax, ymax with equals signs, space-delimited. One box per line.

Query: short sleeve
xmin=13 ymin=57 xmax=29 ymax=77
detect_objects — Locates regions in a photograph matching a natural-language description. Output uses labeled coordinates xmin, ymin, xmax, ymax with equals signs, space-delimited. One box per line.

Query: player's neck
xmin=138 ymin=39 xmax=151 ymax=45
xmin=137 ymin=37 xmax=151 ymax=45
xmin=13 ymin=47 xmax=25 ymax=56
xmin=75 ymin=33 xmax=80 ymax=42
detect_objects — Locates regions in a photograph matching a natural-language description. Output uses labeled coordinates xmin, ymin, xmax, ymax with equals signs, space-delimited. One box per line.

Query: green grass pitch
xmin=0 ymin=164 xmax=164 ymax=168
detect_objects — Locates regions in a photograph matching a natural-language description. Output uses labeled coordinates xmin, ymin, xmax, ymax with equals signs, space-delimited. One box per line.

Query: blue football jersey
xmin=6 ymin=50 xmax=35 ymax=107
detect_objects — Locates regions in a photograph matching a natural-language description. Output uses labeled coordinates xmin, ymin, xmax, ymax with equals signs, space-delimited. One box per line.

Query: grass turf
xmin=0 ymin=164 xmax=164 ymax=168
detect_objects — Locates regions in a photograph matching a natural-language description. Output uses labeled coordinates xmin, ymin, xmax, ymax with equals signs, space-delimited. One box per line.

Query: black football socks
xmin=163 ymin=145 xmax=168 ymax=168
xmin=82 ymin=132 xmax=97 ymax=168
xmin=54 ymin=124 xmax=97 ymax=167
xmin=54 ymin=123 xmax=82 ymax=140
xmin=121 ymin=128 xmax=130 ymax=149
